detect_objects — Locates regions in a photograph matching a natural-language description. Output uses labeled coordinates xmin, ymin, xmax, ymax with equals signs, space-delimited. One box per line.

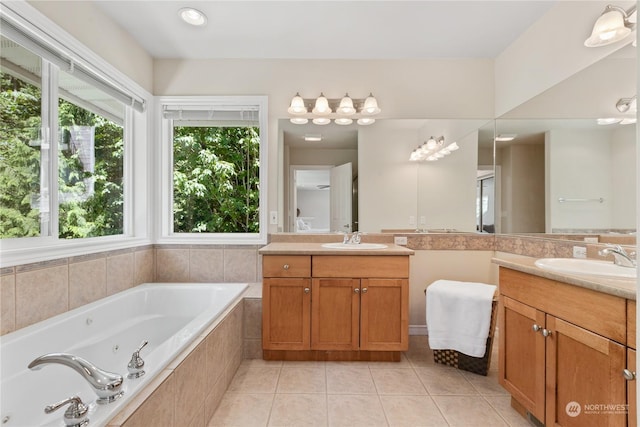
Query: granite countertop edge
xmin=492 ymin=254 xmax=636 ymax=300
xmin=259 ymin=242 xmax=415 ymax=256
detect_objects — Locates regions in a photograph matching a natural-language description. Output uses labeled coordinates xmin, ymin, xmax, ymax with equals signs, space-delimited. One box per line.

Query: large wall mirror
xmin=496 ymin=44 xmax=636 ymax=236
xmin=277 ymin=45 xmax=636 ymax=237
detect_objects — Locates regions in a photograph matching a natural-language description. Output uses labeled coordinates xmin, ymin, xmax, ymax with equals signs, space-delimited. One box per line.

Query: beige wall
xmin=28 ymin=1 xmax=154 ymax=92
xmin=409 ymin=250 xmax=497 ymax=328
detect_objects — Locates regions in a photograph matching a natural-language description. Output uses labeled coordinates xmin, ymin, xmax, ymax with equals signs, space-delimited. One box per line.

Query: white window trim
xmin=156 ymin=96 xmax=268 ymax=245
xmin=0 ymin=2 xmax=153 ymax=268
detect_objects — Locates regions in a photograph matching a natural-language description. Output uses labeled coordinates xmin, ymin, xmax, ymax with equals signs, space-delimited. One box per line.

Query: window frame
xmin=157 ymin=96 xmax=268 ymax=245
xmin=0 ymin=2 xmax=152 ymax=267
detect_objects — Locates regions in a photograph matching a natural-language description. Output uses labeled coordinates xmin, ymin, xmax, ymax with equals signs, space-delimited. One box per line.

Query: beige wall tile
xmin=243 ymin=339 xmax=262 ymax=359
xmin=15 ymin=265 xmax=68 ymax=329
xmin=243 ymin=299 xmax=261 ymax=339
xmin=134 ymin=249 xmax=155 ymax=285
xmin=175 ymin=342 xmax=207 ymax=427
xmin=122 ymin=374 xmax=176 ymax=427
xmin=223 ymin=249 xmax=257 ymax=282
xmin=187 ymin=404 xmax=205 ymax=427
xmin=107 ymin=253 xmax=134 ymax=296
xmin=156 ymin=249 xmax=190 ymax=282
xmin=204 ymin=374 xmax=228 ymax=424
xmin=190 ymin=249 xmax=224 ymax=282
xmin=1 ymin=274 xmax=16 ymax=335
xmin=69 ymin=258 xmax=107 ymax=309
xmin=205 ymin=325 xmax=225 ymax=390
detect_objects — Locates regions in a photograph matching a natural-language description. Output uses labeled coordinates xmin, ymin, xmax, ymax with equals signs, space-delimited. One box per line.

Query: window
xmin=0 ymin=5 xmax=149 ymax=266
xmin=159 ymin=97 xmax=268 ymax=244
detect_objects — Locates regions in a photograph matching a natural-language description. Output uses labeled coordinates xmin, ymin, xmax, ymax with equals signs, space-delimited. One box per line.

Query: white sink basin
xmin=321 ymin=243 xmax=388 ymax=250
xmin=534 ymin=258 xmax=637 ymax=279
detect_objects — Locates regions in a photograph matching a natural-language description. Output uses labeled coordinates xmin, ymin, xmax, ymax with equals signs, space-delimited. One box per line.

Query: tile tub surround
xmin=210 ymin=335 xmax=528 ymax=427
xmin=107 ymin=295 xmax=245 ymax=427
xmin=1 ymin=246 xmax=155 ymax=335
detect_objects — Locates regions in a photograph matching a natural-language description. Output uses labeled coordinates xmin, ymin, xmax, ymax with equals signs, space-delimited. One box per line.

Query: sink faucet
xmin=28 ymin=353 xmax=124 ymax=404
xmin=598 ymin=244 xmax=637 ymax=268
xmin=349 ymin=231 xmax=362 ymax=244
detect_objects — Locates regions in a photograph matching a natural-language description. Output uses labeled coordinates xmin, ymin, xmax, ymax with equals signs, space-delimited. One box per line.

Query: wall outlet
xmin=573 ymin=246 xmax=587 ymax=259
xmin=419 ymin=216 xmax=426 ymax=225
xmin=394 ymin=236 xmax=408 ymax=246
xmin=409 ymin=216 xmax=416 ymax=225
xmin=269 ymin=211 xmax=278 ymax=225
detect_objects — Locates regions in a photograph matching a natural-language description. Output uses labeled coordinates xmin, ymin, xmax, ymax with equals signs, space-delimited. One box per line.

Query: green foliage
xmin=173 ymin=126 xmax=260 ymax=233
xmin=0 ymin=71 xmax=124 ymax=239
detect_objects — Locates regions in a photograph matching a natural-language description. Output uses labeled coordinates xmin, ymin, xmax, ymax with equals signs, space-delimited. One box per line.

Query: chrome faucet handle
xmin=44 ymin=396 xmax=89 ymax=427
xmin=127 ymin=340 xmax=148 ymax=379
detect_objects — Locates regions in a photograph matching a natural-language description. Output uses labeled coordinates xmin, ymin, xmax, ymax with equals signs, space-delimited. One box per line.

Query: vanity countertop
xmin=492 ymin=253 xmax=636 ymax=300
xmin=259 ymin=242 xmax=415 ymax=256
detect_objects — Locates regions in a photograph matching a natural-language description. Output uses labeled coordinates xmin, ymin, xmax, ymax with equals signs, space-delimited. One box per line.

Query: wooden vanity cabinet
xmin=499 ymin=267 xmax=629 ymax=427
xmin=262 ymin=253 xmax=409 ymax=360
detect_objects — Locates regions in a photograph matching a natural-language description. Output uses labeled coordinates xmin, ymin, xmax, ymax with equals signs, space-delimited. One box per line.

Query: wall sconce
xmin=584 ymin=4 xmax=636 ymax=47
xmin=409 ymin=136 xmax=459 ymax=162
xmin=288 ymin=92 xmax=381 ymax=125
xmin=597 ymin=95 xmax=637 ymax=125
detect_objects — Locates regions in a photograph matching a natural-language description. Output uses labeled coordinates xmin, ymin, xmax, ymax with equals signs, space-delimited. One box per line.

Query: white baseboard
xmin=409 ymin=325 xmax=428 ymax=336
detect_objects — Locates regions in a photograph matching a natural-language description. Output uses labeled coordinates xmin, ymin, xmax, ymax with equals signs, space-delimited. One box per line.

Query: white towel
xmin=426 ymin=280 xmax=497 ymax=358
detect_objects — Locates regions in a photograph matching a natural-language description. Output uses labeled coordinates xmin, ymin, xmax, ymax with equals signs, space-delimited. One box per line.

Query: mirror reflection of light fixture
xmin=585 ymin=4 xmax=636 ymax=47
xmin=616 ymin=95 xmax=637 ymax=113
xmin=287 ymin=92 xmax=381 ymax=125
xmin=409 ymin=136 xmax=459 ymax=162
xmin=495 ymin=134 xmax=517 ymax=142
xmin=304 ymin=134 xmax=322 ymax=142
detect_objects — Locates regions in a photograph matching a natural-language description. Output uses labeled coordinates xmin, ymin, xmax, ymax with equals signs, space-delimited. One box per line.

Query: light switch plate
xmin=394 ymin=236 xmax=408 ymax=246
xmin=573 ymin=246 xmax=587 ymax=259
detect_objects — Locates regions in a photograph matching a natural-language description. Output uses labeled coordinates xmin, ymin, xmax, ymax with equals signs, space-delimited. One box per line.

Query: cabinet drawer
xmin=263 ymin=255 xmax=311 ymax=277
xmin=499 ymin=268 xmax=626 ymax=343
xmin=312 ymin=255 xmax=409 ymax=278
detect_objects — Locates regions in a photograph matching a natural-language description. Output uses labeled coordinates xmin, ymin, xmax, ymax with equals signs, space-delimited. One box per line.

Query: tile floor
xmin=209 ymin=336 xmax=532 ymax=426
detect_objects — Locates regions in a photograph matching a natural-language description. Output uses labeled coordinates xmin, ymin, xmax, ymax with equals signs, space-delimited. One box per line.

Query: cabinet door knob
xmin=304 ymin=287 xmax=310 ymax=294
xmin=354 ymin=288 xmax=360 ymax=294
xmin=532 ymin=324 xmax=541 ymax=332
xmin=542 ymin=329 xmax=552 ymax=337
xmin=362 ymin=288 xmax=368 ymax=293
xmin=283 ymin=264 xmax=289 ymax=270
xmin=623 ymin=369 xmax=636 ymax=381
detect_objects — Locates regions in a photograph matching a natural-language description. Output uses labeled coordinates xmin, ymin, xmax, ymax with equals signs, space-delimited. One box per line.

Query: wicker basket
xmin=432 ymin=298 xmax=498 ymax=376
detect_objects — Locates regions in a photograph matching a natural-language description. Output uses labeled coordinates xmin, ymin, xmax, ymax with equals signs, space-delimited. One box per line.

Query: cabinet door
xmin=311 ymin=278 xmax=360 ymax=351
xmin=262 ymin=278 xmax=311 ymax=350
xmin=360 ymin=278 xmax=408 ymax=351
xmin=499 ymin=296 xmax=546 ymax=422
xmin=628 ymin=348 xmax=636 ymax=427
xmin=545 ymin=315 xmax=626 ymax=427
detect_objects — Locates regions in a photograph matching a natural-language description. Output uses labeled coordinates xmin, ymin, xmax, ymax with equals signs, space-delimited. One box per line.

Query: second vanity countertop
xmin=493 ymin=253 xmax=637 ymax=300
xmin=259 ymin=242 xmax=415 ymax=256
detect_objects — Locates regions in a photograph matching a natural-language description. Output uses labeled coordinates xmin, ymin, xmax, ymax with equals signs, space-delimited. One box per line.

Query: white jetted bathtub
xmin=0 ymin=282 xmax=248 ymax=427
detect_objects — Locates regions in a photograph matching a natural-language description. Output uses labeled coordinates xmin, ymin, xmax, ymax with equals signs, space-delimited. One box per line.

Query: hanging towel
xmin=426 ymin=280 xmax=497 ymax=358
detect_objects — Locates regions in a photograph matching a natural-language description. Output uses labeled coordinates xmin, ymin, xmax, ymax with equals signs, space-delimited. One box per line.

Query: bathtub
xmin=0 ymin=282 xmax=248 ymax=427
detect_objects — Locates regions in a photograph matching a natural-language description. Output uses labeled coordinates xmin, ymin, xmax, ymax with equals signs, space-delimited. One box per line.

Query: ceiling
xmin=94 ymin=1 xmax=556 ymax=60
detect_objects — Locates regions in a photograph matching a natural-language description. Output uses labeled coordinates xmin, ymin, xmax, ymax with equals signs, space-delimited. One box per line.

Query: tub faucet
xmin=44 ymin=395 xmax=89 ymax=427
xmin=598 ymin=244 xmax=637 ymax=268
xmin=28 ymin=353 xmax=124 ymax=404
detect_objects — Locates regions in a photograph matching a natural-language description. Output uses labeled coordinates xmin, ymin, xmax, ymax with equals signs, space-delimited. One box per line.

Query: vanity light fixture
xmin=409 ymin=136 xmax=459 ymax=162
xmin=585 ymin=4 xmax=636 ymax=47
xmin=287 ymin=92 xmax=381 ymax=125
xmin=179 ymin=7 xmax=208 ymax=26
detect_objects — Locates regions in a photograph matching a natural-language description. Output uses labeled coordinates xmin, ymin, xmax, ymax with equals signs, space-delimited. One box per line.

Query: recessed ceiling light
xmin=179 ymin=8 xmax=207 ymax=26
xmin=495 ymin=134 xmax=517 ymax=142
xmin=304 ymin=134 xmax=322 ymax=142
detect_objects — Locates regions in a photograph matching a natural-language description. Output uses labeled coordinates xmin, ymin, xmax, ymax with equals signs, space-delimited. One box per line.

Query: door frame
xmin=289 ymin=165 xmax=333 ymax=232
